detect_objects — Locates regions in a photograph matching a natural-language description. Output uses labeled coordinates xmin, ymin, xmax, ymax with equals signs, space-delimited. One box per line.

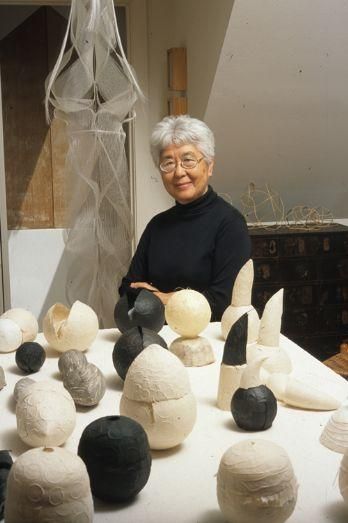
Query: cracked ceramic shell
xmin=16 ymin=380 xmax=76 ymax=447
xmin=165 ymin=289 xmax=211 ymax=338
xmin=4 ymin=446 xmax=93 ymax=523
xmin=169 ymin=336 xmax=215 ymax=367
xmin=0 ymin=318 xmax=22 ymax=353
xmin=120 ymin=344 xmax=197 ymax=449
xmin=217 ymin=439 xmax=298 ymax=523
xmin=320 ymin=404 xmax=348 ymax=452
xmin=43 ymin=301 xmax=99 ymax=352
xmin=58 ymin=350 xmax=106 ymax=406
xmin=1 ymin=308 xmax=38 ymax=343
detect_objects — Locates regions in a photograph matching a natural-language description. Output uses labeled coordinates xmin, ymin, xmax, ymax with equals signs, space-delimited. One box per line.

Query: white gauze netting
xmin=45 ymin=0 xmax=142 ymax=327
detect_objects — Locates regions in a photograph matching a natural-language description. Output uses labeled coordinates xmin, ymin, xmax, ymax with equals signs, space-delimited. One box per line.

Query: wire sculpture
xmin=285 ymin=206 xmax=333 ymax=229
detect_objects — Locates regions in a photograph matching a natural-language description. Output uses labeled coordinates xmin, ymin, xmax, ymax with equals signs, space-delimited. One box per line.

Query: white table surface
xmin=1 ymin=323 xmax=348 ymax=523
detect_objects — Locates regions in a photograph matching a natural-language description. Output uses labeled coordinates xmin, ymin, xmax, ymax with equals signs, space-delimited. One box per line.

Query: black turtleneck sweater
xmin=119 ymin=186 xmax=251 ymax=321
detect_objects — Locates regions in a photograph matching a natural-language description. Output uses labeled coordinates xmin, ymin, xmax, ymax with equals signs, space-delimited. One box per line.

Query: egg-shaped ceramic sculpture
xmin=4 ymin=447 xmax=93 ymax=523
xmin=15 ymin=341 xmax=46 ymax=374
xmin=339 ymin=452 xmax=348 ymax=504
xmin=0 ymin=319 xmax=22 ymax=353
xmin=58 ymin=350 xmax=106 ymax=406
xmin=0 ymin=450 xmax=13 ymax=520
xmin=165 ymin=289 xmax=211 ymax=338
xmin=320 ymin=404 xmax=348 ymax=453
xmin=78 ymin=415 xmax=151 ymax=502
xmin=217 ymin=439 xmax=298 ymax=523
xmin=221 ymin=260 xmax=260 ymax=343
xmin=114 ymin=289 xmax=165 ymax=333
xmin=169 ymin=336 xmax=215 ymax=367
xmin=13 ymin=377 xmax=35 ymax=403
xmin=113 ymin=326 xmax=168 ymax=380
xmin=16 ymin=380 xmax=76 ymax=447
xmin=43 ymin=301 xmax=99 ymax=352
xmin=1 ymin=308 xmax=38 ymax=343
xmin=120 ymin=344 xmax=197 ymax=449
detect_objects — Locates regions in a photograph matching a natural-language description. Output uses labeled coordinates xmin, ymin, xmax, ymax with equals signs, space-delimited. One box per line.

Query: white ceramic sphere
xmin=43 ymin=301 xmax=99 ymax=352
xmin=221 ymin=305 xmax=260 ymax=344
xmin=339 ymin=452 xmax=348 ymax=503
xmin=120 ymin=344 xmax=197 ymax=449
xmin=5 ymin=446 xmax=93 ymax=523
xmin=0 ymin=318 xmax=22 ymax=353
xmin=217 ymin=439 xmax=298 ymax=523
xmin=165 ymin=289 xmax=211 ymax=338
xmin=16 ymin=380 xmax=76 ymax=447
xmin=1 ymin=307 xmax=38 ymax=342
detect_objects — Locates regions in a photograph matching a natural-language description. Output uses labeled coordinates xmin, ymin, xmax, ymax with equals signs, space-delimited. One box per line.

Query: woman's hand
xmin=153 ymin=291 xmax=175 ymax=305
xmin=130 ymin=282 xmax=175 ymax=305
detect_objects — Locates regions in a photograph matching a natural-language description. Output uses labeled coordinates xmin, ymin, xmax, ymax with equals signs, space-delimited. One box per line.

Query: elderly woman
xmin=119 ymin=115 xmax=251 ymax=321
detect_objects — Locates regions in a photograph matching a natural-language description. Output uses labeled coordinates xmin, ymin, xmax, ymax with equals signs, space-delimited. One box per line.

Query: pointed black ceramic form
xmin=222 ymin=313 xmax=248 ymax=366
xmin=113 ymin=326 xmax=168 ymax=380
xmin=78 ymin=415 xmax=152 ymax=502
xmin=114 ymin=289 xmax=165 ymax=333
xmin=0 ymin=450 xmax=13 ymax=519
xmin=231 ymin=385 xmax=277 ymax=431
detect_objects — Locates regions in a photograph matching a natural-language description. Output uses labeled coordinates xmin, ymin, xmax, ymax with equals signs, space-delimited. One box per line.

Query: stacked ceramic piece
xmin=320 ymin=404 xmax=348 ymax=452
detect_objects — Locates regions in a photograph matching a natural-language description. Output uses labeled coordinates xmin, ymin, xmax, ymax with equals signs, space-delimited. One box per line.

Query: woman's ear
xmin=208 ymin=159 xmax=214 ymax=177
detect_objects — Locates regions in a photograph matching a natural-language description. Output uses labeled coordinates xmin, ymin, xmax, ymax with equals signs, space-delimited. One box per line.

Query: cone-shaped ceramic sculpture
xmin=120 ymin=344 xmax=197 ymax=449
xmin=267 ymin=373 xmax=341 ymax=411
xmin=5 ymin=447 xmax=93 ymax=522
xmin=1 ymin=308 xmax=38 ymax=342
xmin=339 ymin=452 xmax=348 ymax=504
xmin=247 ymin=289 xmax=292 ymax=378
xmin=217 ymin=439 xmax=298 ymax=523
xmin=320 ymin=403 xmax=348 ymax=452
xmin=217 ymin=314 xmax=248 ymax=410
xmin=43 ymin=301 xmax=99 ymax=352
xmin=231 ymin=357 xmax=277 ymax=431
xmin=0 ymin=319 xmax=22 ymax=353
xmin=221 ymin=260 xmax=260 ymax=344
xmin=169 ymin=336 xmax=215 ymax=366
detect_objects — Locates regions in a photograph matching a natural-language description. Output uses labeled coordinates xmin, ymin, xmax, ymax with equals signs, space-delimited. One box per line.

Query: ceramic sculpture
xmin=0 ymin=319 xmax=22 ymax=353
xmin=1 ymin=308 xmax=38 ymax=342
xmin=217 ymin=314 xmax=248 ymax=410
xmin=267 ymin=372 xmax=341 ymax=411
xmin=78 ymin=415 xmax=151 ymax=502
xmin=16 ymin=380 xmax=76 ymax=447
xmin=43 ymin=301 xmax=99 ymax=352
xmin=339 ymin=452 xmax=348 ymax=504
xmin=113 ymin=326 xmax=168 ymax=380
xmin=166 ymin=290 xmax=214 ymax=366
xmin=0 ymin=450 xmax=13 ymax=520
xmin=217 ymin=439 xmax=298 ymax=523
xmin=15 ymin=342 xmax=46 ymax=374
xmin=0 ymin=367 xmax=6 ymax=390
xmin=58 ymin=350 xmax=106 ymax=406
xmin=231 ymin=357 xmax=277 ymax=431
xmin=247 ymin=289 xmax=292 ymax=378
xmin=120 ymin=344 xmax=197 ymax=449
xmin=13 ymin=377 xmax=35 ymax=403
xmin=320 ymin=404 xmax=348 ymax=452
xmin=4 ymin=447 xmax=93 ymax=522
xmin=114 ymin=289 xmax=165 ymax=333
xmin=221 ymin=259 xmax=260 ymax=343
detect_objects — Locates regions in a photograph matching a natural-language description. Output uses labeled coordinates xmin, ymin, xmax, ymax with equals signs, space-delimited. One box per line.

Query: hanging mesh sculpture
xmin=45 ymin=0 xmax=142 ymax=327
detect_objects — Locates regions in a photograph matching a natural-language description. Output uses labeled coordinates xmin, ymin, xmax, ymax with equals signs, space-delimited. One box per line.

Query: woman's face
xmin=159 ymin=144 xmax=214 ymax=204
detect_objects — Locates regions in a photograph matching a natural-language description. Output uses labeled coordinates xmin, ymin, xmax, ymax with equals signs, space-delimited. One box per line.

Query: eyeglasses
xmin=159 ymin=156 xmax=204 ymax=174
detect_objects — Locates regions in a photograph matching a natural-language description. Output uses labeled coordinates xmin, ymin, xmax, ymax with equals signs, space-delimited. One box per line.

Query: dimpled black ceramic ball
xmin=78 ymin=415 xmax=152 ymax=502
xmin=113 ymin=326 xmax=168 ymax=380
xmin=114 ymin=289 xmax=165 ymax=333
xmin=15 ymin=342 xmax=46 ymax=374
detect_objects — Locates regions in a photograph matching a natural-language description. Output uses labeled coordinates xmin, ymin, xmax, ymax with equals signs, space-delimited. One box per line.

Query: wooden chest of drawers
xmin=249 ymin=224 xmax=348 ymax=361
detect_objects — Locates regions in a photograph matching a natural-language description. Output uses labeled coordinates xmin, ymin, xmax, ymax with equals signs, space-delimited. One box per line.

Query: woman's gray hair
xmin=150 ymin=115 xmax=215 ymax=166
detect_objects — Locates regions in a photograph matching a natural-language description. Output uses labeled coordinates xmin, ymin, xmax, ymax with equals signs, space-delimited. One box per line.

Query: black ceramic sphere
xmin=15 ymin=342 xmax=46 ymax=374
xmin=78 ymin=415 xmax=152 ymax=502
xmin=231 ymin=385 xmax=277 ymax=431
xmin=113 ymin=326 xmax=168 ymax=380
xmin=114 ymin=289 xmax=165 ymax=333
xmin=0 ymin=450 xmax=13 ymax=519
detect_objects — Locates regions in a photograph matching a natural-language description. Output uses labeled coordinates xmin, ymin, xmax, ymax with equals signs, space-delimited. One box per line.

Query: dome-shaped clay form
xmin=1 ymin=308 xmax=38 ymax=343
xmin=15 ymin=341 xmax=46 ymax=374
xmin=43 ymin=301 xmax=99 ymax=353
xmin=13 ymin=377 xmax=35 ymax=403
xmin=4 ymin=447 xmax=93 ymax=523
xmin=169 ymin=336 xmax=215 ymax=367
xmin=58 ymin=350 xmax=106 ymax=406
xmin=120 ymin=344 xmax=197 ymax=449
xmin=78 ymin=415 xmax=151 ymax=502
xmin=217 ymin=439 xmax=298 ymax=523
xmin=320 ymin=404 xmax=348 ymax=453
xmin=339 ymin=452 xmax=348 ymax=504
xmin=114 ymin=289 xmax=165 ymax=333
xmin=0 ymin=318 xmax=22 ymax=353
xmin=0 ymin=367 xmax=6 ymax=390
xmin=113 ymin=326 xmax=168 ymax=380
xmin=16 ymin=380 xmax=76 ymax=447
xmin=165 ymin=289 xmax=211 ymax=338
xmin=0 ymin=450 xmax=13 ymax=520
